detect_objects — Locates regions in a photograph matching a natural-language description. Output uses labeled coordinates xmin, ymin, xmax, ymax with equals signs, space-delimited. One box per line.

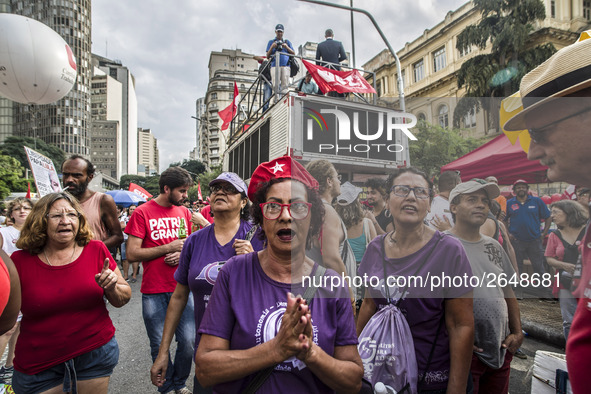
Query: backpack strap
xmin=241 ymin=264 xmax=326 ymax=394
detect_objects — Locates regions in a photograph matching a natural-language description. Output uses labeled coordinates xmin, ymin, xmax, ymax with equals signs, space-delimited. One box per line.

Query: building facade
xmin=199 ymin=49 xmax=259 ymax=168
xmin=137 ymin=128 xmax=159 ymax=176
xmin=8 ymin=0 xmax=93 ymax=156
xmin=362 ymin=0 xmax=590 ymax=138
xmin=192 ymin=97 xmax=206 ymax=159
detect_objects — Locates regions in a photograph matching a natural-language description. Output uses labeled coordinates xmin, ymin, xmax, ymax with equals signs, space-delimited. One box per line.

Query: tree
xmin=454 ymin=0 xmax=555 ymax=128
xmin=409 ymin=121 xmax=481 ymax=179
xmin=194 ymin=166 xmax=223 ymax=201
xmin=0 ymin=136 xmax=66 ymax=172
xmin=0 ymin=155 xmax=29 ymax=200
xmin=119 ymin=174 xmax=161 ymax=197
xmin=169 ymin=159 xmax=206 ymax=182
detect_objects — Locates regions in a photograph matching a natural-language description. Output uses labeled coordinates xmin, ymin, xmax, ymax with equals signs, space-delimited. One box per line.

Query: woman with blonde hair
xmin=11 ymin=192 xmax=131 ymax=394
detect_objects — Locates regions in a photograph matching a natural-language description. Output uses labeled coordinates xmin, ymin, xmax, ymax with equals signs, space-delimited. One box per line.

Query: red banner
xmin=197 ymin=182 xmax=203 ymax=201
xmin=129 ymin=182 xmax=152 ymax=199
xmin=302 ymin=60 xmax=376 ymax=94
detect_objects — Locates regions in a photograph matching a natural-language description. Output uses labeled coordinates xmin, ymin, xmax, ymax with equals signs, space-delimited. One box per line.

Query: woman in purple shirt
xmin=357 ymin=168 xmax=474 ymax=393
xmin=150 ymin=172 xmax=264 ymax=394
xmin=195 ymin=156 xmax=363 ymax=394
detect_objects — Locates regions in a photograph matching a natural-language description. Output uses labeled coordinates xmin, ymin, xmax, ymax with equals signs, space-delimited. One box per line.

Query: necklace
xmin=43 ymin=245 xmax=76 ymax=266
xmin=389 ymin=226 xmax=426 ymax=244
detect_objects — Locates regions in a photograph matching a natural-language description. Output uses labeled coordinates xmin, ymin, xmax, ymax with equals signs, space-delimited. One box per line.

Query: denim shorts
xmin=12 ymin=336 xmax=119 ymax=394
xmin=121 ymin=242 xmax=127 ymax=260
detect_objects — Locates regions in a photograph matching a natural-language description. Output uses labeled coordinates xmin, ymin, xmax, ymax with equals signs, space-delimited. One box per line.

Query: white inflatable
xmin=0 ymin=13 xmax=77 ymax=104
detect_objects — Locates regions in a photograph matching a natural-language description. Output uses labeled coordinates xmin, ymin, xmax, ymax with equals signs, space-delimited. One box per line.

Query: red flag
xmin=25 ymin=182 xmax=31 ymax=199
xmin=219 ymin=82 xmax=240 ymax=131
xmin=302 ymin=59 xmax=376 ymax=94
xmin=129 ymin=182 xmax=153 ymax=199
xmin=197 ymin=182 xmax=203 ymax=201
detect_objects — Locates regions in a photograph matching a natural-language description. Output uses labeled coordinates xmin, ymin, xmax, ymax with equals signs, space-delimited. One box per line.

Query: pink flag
xmin=302 ymin=59 xmax=376 ymax=94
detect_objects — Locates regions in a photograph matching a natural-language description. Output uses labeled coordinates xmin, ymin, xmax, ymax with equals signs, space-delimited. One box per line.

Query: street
xmin=0 ymin=276 xmax=566 ymax=394
xmin=106 ymin=278 xmax=565 ymax=394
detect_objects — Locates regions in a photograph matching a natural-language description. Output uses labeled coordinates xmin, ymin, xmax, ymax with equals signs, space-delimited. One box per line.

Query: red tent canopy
xmin=441 ymin=134 xmax=548 ymax=185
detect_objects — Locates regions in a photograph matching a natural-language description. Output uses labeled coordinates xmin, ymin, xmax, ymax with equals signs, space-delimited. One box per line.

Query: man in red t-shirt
xmin=125 ymin=166 xmax=194 ymax=394
xmin=503 ymin=33 xmax=591 ymax=394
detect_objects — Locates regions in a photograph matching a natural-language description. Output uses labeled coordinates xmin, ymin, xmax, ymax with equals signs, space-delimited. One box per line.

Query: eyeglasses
xmin=47 ymin=212 xmax=80 ymax=221
xmin=210 ymin=184 xmax=239 ymax=195
xmin=528 ymin=106 xmax=591 ymax=144
xmin=391 ymin=185 xmax=430 ymax=199
xmin=259 ymin=202 xmax=312 ymax=220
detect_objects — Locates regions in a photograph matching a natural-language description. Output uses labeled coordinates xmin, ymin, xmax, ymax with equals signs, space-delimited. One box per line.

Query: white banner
xmin=24 ymin=146 xmax=61 ymax=197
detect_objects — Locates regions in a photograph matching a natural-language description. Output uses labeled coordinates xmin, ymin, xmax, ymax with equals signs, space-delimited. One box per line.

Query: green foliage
xmin=169 ymin=159 xmax=206 ymax=182
xmin=119 ymin=174 xmax=161 ymax=198
xmin=454 ymin=0 xmax=555 ymax=125
xmin=409 ymin=121 xmax=482 ymax=179
xmin=0 ymin=136 xmax=66 ymax=172
xmin=0 ymin=155 xmax=29 ymax=200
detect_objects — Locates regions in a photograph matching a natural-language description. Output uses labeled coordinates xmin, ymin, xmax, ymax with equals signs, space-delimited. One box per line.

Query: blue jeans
xmin=262 ymin=82 xmax=272 ymax=112
xmin=142 ymin=293 xmax=195 ymax=393
xmin=559 ymin=288 xmax=578 ymax=339
xmin=512 ymin=238 xmax=547 ymax=276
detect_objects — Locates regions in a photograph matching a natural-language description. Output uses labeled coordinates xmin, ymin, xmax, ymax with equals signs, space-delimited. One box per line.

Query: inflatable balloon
xmin=0 ymin=14 xmax=77 ymax=104
xmin=551 ymin=193 xmax=562 ymax=203
xmin=541 ymin=195 xmax=552 ymax=205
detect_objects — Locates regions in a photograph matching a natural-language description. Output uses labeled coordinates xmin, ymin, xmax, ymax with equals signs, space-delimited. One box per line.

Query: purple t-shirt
xmin=174 ymin=220 xmax=265 ymax=345
xmin=358 ymin=231 xmax=473 ymax=391
xmin=198 ymin=252 xmax=358 ymax=393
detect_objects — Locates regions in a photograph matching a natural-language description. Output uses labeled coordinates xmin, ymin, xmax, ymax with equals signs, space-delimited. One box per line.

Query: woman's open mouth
xmin=276 ymin=228 xmax=295 ymax=241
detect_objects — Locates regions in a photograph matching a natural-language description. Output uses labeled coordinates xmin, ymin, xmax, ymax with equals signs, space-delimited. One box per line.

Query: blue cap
xmin=209 ymin=172 xmax=248 ymax=198
xmin=275 ymin=24 xmax=284 ymax=32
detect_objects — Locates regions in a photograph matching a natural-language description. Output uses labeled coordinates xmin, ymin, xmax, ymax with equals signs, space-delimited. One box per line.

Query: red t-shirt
xmin=0 ymin=258 xmax=9 ymax=316
xmin=567 ymin=225 xmax=591 ymax=394
xmin=124 ymin=200 xmax=192 ymax=294
xmin=201 ymin=205 xmax=214 ymax=224
xmin=12 ymin=241 xmax=116 ymax=375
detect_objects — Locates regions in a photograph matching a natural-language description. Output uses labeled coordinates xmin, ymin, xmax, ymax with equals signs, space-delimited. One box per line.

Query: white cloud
xmin=92 ymin=0 xmax=467 ymax=173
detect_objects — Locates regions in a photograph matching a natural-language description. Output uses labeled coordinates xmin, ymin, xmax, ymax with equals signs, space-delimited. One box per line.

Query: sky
xmin=91 ymin=0 xmax=468 ymax=173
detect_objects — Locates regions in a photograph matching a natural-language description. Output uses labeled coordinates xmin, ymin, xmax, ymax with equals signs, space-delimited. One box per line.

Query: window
xmin=413 ymin=59 xmax=424 ymax=82
xmin=433 ymin=47 xmax=446 ymax=72
xmin=459 ymin=44 xmax=472 ymax=58
xmin=438 ymin=104 xmax=449 ymax=128
xmin=211 ymin=92 xmax=217 ymax=100
xmin=417 ymin=112 xmax=426 ymax=121
xmin=550 ymin=0 xmax=556 ymax=18
xmin=585 ymin=1 xmax=591 ymax=20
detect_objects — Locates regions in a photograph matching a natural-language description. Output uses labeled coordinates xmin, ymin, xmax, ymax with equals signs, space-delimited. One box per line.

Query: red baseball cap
xmin=512 ymin=179 xmax=528 ymax=188
xmin=248 ymin=156 xmax=319 ymax=200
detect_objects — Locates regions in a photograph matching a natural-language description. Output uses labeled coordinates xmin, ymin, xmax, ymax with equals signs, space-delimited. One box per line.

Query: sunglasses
xmin=528 ymin=106 xmax=591 ymax=144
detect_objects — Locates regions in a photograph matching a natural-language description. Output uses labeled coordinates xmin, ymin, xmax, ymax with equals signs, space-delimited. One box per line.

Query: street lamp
xmin=297 ymin=0 xmax=406 ymax=112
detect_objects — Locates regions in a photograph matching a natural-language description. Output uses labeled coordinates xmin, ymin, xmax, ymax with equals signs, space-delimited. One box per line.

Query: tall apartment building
xmin=199 ymin=49 xmax=259 ymax=168
xmin=8 ymin=0 xmax=93 ymax=156
xmin=362 ymin=0 xmax=590 ymax=138
xmin=92 ymin=54 xmax=138 ymax=175
xmin=0 ymin=1 xmax=11 ymax=143
xmin=137 ymin=128 xmax=159 ymax=176
xmin=191 ymin=97 xmax=206 ymax=160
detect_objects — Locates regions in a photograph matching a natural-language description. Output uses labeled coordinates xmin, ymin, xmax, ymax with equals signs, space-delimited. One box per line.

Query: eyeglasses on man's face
xmin=528 ymin=106 xmax=591 ymax=144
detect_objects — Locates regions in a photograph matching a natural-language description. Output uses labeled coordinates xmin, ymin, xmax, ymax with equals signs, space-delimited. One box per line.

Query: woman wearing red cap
xmin=195 ymin=157 xmax=363 ymax=393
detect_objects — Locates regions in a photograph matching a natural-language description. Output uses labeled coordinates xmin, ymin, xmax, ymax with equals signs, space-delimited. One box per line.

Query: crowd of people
xmin=0 ymin=26 xmax=590 ymax=394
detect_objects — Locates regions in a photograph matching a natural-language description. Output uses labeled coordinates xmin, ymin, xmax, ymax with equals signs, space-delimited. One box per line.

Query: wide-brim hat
xmin=449 ymin=180 xmax=500 ymax=204
xmin=503 ymin=31 xmax=591 ymax=131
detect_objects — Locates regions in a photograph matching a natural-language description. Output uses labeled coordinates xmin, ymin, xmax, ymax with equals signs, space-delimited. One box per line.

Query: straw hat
xmin=503 ymin=31 xmax=591 ymax=131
